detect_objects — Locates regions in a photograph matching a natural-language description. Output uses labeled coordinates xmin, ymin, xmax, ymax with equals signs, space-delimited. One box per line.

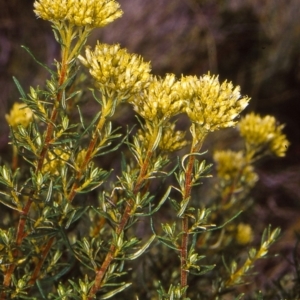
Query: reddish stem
xmin=180 ymin=137 xmax=203 ymax=296
xmin=180 ymin=149 xmax=196 ymax=290
xmin=0 ymin=58 xmax=68 ymax=299
xmin=29 ymin=237 xmax=55 ymax=285
xmin=87 ymin=145 xmax=153 ymax=299
xmin=88 ymin=204 xmax=132 ymax=298
xmin=2 ymin=198 xmax=33 ymax=289
xmin=68 ymin=112 xmax=107 ymax=202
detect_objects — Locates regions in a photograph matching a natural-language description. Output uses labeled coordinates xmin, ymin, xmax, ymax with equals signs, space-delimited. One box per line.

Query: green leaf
xmin=189 ymin=263 xmax=215 ymax=276
xmin=126 ymin=235 xmax=156 ymax=260
xmin=45 ymin=180 xmax=53 ymax=202
xmin=36 ymin=279 xmax=47 ymax=299
xmin=21 ymin=45 xmax=55 ymax=75
xmin=234 ymin=294 xmax=245 ymax=300
xmin=207 ymin=210 xmax=243 ymax=231
xmin=156 ymin=236 xmax=179 ymax=251
xmin=136 ymin=185 xmax=172 ymax=217
xmin=99 ymin=283 xmax=132 ymax=299
xmin=74 ymin=110 xmax=101 ymax=148
xmin=177 ymin=197 xmax=190 ymax=217
xmin=12 ymin=76 xmax=26 ymax=99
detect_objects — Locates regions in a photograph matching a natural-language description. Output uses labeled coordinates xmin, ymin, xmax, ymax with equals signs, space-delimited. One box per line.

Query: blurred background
xmin=1 ymin=0 xmax=300 ymax=297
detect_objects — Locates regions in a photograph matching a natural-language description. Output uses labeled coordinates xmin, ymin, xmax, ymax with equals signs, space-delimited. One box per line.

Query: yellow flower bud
xmin=236 ymin=223 xmax=253 ymax=245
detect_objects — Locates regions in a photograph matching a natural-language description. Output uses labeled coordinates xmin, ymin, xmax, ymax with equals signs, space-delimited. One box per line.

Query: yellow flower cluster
xmin=34 ymin=0 xmax=123 ymax=28
xmin=42 ymin=148 xmax=70 ymax=175
xmin=80 ymin=50 xmax=250 ymax=132
xmin=130 ymin=74 xmax=183 ymax=122
xmin=179 ymin=74 xmax=250 ymax=132
xmin=238 ymin=113 xmax=289 ymax=157
xmin=79 ymin=43 xmax=151 ymax=100
xmin=159 ymin=123 xmax=189 ymax=152
xmin=137 ymin=123 xmax=188 ymax=153
xmin=213 ymin=150 xmax=258 ymax=188
xmin=5 ymin=103 xmax=33 ymax=128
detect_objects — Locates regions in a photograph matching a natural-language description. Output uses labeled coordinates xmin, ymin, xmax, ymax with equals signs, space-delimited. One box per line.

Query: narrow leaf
xmin=45 ymin=180 xmax=53 ymax=202
xmin=21 ymin=45 xmax=55 ymax=75
xmin=99 ymin=283 xmax=132 ymax=299
xmin=127 ymin=235 xmax=156 ymax=260
xmin=12 ymin=76 xmax=26 ymax=99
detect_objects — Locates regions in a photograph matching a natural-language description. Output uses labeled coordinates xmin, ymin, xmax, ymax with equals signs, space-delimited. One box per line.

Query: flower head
xmin=5 ymin=103 xmax=33 ymax=128
xmin=79 ymin=43 xmax=151 ymax=100
xmin=34 ymin=0 xmax=123 ymax=28
xmin=42 ymin=148 xmax=70 ymax=175
xmin=238 ymin=113 xmax=289 ymax=157
xmin=137 ymin=122 xmax=189 ymax=153
xmin=159 ymin=123 xmax=189 ymax=152
xmin=213 ymin=150 xmax=258 ymax=188
xmin=179 ymin=74 xmax=250 ymax=132
xmin=130 ymin=74 xmax=184 ymax=122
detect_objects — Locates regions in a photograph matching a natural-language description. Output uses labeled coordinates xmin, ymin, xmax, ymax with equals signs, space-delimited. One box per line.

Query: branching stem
xmin=67 ymin=111 xmax=107 ymax=202
xmin=180 ymin=136 xmax=204 ymax=297
xmin=87 ymin=125 xmax=158 ymax=299
xmin=0 ymin=31 xmax=68 ymax=300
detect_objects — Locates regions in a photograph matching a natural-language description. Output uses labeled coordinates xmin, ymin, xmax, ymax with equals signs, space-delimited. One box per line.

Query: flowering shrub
xmin=0 ymin=1 xmax=289 ymax=299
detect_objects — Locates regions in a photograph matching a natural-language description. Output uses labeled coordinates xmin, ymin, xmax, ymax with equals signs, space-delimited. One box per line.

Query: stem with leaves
xmin=179 ymin=125 xmax=206 ymax=296
xmin=0 ymin=25 xmax=91 ymax=299
xmin=67 ymin=100 xmax=108 ymax=202
xmin=87 ymin=124 xmax=160 ymax=299
xmin=225 ymin=226 xmax=280 ymax=288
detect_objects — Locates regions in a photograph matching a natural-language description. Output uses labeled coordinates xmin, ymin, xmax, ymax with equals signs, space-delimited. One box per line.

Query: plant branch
xmin=180 ymin=135 xmax=204 ymax=296
xmin=29 ymin=237 xmax=55 ymax=285
xmin=67 ymin=109 xmax=107 ymax=202
xmin=87 ymin=125 xmax=158 ymax=299
xmin=0 ymin=32 xmax=71 ymax=297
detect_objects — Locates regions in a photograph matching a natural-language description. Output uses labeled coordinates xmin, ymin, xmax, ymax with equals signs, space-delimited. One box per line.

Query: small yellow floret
xmin=5 ymin=103 xmax=33 ymax=128
xmin=34 ymin=0 xmax=123 ymax=28
xmin=238 ymin=113 xmax=289 ymax=157
xmin=236 ymin=223 xmax=253 ymax=245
